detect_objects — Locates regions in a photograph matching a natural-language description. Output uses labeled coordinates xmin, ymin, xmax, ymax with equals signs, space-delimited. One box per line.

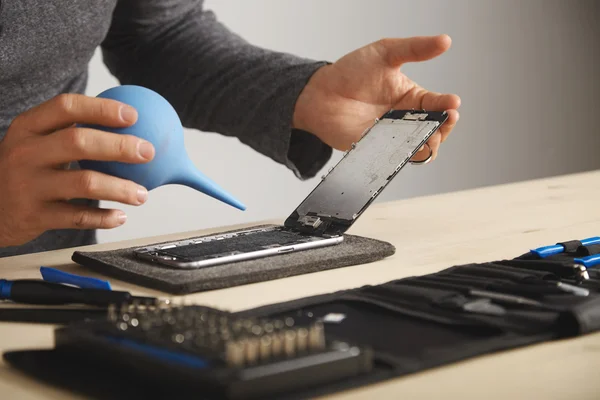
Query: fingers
xmin=11 ymin=93 xmax=137 ymax=135
xmin=394 ymin=86 xmax=460 ymax=146
xmin=410 ymin=132 xmax=442 ymax=163
xmin=31 ymin=127 xmax=154 ymax=167
xmin=377 ymin=34 xmax=452 ymax=67
xmin=411 ymin=112 xmax=454 ymax=163
xmin=439 ymin=109 xmax=460 ymax=143
xmin=43 ymin=202 xmax=127 ymax=231
xmin=421 ymin=92 xmax=461 ymax=113
xmin=408 ymin=110 xmax=457 ymax=164
xmin=39 ymin=169 xmax=148 ymax=206
xmin=398 ymin=86 xmax=461 ymax=111
xmin=410 ymin=143 xmax=432 ymax=163
xmin=427 ymin=132 xmax=442 ymax=161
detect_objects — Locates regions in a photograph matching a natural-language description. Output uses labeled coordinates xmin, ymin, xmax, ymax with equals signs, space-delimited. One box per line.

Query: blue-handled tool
xmin=40 ymin=267 xmax=112 ymax=290
xmin=574 ymin=254 xmax=600 ymax=269
xmin=530 ymin=236 xmax=600 ymax=258
xmin=0 ymin=279 xmax=156 ymax=307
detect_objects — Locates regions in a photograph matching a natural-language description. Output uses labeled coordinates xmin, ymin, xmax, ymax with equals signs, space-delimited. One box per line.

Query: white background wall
xmin=87 ymin=0 xmax=600 ymax=244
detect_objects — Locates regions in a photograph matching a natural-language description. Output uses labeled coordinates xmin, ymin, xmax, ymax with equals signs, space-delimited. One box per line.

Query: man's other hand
xmin=293 ymin=34 xmax=461 ymax=163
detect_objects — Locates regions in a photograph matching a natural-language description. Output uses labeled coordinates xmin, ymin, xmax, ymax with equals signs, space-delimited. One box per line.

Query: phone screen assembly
xmin=134 ymin=110 xmax=448 ymax=269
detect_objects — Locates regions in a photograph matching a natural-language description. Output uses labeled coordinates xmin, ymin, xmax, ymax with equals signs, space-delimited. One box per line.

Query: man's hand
xmin=0 ymin=94 xmax=155 ymax=247
xmin=293 ymin=34 xmax=461 ymax=162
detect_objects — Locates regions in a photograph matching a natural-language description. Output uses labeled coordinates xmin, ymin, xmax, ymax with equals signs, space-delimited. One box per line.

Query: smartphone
xmin=133 ymin=110 xmax=448 ymax=269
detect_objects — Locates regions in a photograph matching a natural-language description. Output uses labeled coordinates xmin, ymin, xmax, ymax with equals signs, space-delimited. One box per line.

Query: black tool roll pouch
xmin=4 ymin=239 xmax=600 ymax=400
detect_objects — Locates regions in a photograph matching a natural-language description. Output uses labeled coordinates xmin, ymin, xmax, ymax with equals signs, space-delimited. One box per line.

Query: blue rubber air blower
xmin=78 ymin=85 xmax=246 ymax=211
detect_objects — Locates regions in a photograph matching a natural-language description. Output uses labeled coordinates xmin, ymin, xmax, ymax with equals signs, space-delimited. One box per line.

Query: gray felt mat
xmin=71 ymin=225 xmax=396 ymax=294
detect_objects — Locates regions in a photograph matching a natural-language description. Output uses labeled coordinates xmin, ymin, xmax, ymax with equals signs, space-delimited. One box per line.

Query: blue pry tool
xmin=574 ymin=254 xmax=600 ymax=269
xmin=40 ymin=266 xmax=112 ymax=290
xmin=530 ymin=236 xmax=600 ymax=258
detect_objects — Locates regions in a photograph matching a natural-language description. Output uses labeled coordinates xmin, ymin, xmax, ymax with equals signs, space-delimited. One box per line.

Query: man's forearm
xmin=100 ymin=0 xmax=332 ymax=179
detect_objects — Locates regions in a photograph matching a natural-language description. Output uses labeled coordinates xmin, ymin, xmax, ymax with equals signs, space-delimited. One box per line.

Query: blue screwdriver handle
xmin=574 ymin=254 xmax=600 ymax=269
xmin=530 ymin=236 xmax=600 ymax=258
xmin=40 ymin=267 xmax=112 ymax=290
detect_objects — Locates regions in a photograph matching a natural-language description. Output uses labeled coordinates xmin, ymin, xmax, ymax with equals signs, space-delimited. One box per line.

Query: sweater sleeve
xmin=100 ymin=0 xmax=332 ymax=179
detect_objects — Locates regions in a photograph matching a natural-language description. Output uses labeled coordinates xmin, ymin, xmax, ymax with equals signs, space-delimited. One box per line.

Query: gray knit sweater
xmin=0 ymin=0 xmax=332 ymax=257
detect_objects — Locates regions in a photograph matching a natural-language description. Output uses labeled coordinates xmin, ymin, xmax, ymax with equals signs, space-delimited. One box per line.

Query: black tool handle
xmin=9 ymin=280 xmax=131 ymax=306
xmin=423 ymin=275 xmax=565 ymax=297
xmin=0 ymin=308 xmax=107 ymax=324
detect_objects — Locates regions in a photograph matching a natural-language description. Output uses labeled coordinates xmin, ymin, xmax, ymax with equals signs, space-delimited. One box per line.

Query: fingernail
xmin=138 ymin=141 xmax=155 ymax=160
xmin=137 ymin=187 xmax=148 ymax=204
xmin=120 ymin=106 xmax=138 ymax=124
xmin=418 ymin=145 xmax=425 ymax=152
xmin=116 ymin=212 xmax=127 ymax=225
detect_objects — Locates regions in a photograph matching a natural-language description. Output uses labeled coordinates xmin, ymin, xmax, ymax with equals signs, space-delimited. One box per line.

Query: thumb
xmin=377 ymin=34 xmax=452 ymax=67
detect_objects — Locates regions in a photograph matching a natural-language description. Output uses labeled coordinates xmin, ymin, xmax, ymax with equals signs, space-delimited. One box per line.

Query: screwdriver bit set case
xmin=4 ymin=237 xmax=600 ymax=399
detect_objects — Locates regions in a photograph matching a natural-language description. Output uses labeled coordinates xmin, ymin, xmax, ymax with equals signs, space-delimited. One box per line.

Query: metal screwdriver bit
xmin=141 ymin=320 xmax=152 ymax=331
xmin=284 ymin=330 xmax=297 ymax=357
xmin=243 ymin=319 xmax=254 ymax=331
xmin=199 ymin=312 xmax=208 ymax=323
xmin=251 ymin=324 xmax=263 ymax=335
xmin=107 ymin=304 xmax=117 ymax=322
xmin=308 ymin=322 xmax=326 ymax=350
xmin=259 ymin=335 xmax=272 ymax=361
xmin=231 ymin=320 xmax=242 ymax=333
xmin=296 ymin=328 xmax=308 ymax=352
xmin=245 ymin=337 xmax=260 ymax=364
xmin=263 ymin=322 xmax=274 ymax=333
xmin=271 ymin=332 xmax=284 ymax=357
xmin=173 ymin=333 xmax=185 ymax=344
xmin=184 ymin=330 xmax=194 ymax=341
xmin=226 ymin=340 xmax=245 ymax=367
